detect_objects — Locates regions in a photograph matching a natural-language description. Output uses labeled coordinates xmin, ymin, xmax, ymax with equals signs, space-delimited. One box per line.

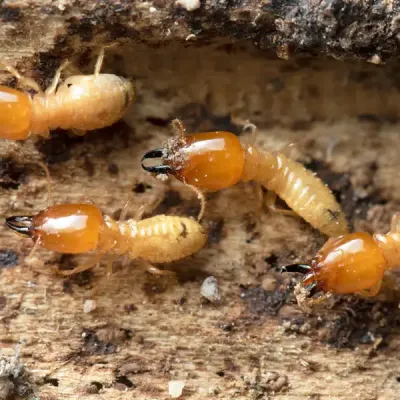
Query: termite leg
xmin=251 ymin=182 xmax=264 ymax=213
xmin=325 ymin=138 xmax=340 ymax=165
xmin=119 ymin=183 xmax=164 ymax=222
xmin=147 ymin=265 xmax=176 ymax=276
xmin=71 ymin=128 xmax=87 ymax=136
xmin=45 ymin=60 xmax=70 ymax=96
xmin=94 ymin=47 xmax=105 ymax=77
xmin=276 ymin=143 xmax=297 ymax=159
xmin=57 ymin=254 xmax=104 ymax=276
xmin=24 ymin=255 xmax=56 ymax=277
xmin=133 ymin=193 xmax=166 ymax=220
xmin=138 ymin=259 xmax=175 ymax=277
xmin=0 ymin=62 xmax=43 ymax=94
xmin=242 ymin=121 xmax=258 ymax=145
xmin=390 ymin=212 xmax=400 ymax=233
xmin=26 ymin=238 xmax=42 ymax=261
xmin=94 ymin=43 xmax=118 ymax=77
xmin=133 ymin=205 xmax=149 ymax=221
xmin=120 ymin=195 xmax=133 ymax=222
xmin=106 ymin=255 xmax=118 ymax=276
xmin=170 ymin=118 xmax=186 ymax=139
xmin=265 ymin=191 xmax=298 ymax=217
xmin=120 ymin=195 xmax=147 ymax=222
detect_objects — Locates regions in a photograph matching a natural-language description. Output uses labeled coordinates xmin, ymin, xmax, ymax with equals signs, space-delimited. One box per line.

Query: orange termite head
xmin=141 ymin=131 xmax=245 ymax=191
xmin=283 ymin=233 xmax=387 ymax=296
xmin=6 ymin=203 xmax=104 ymax=254
xmin=0 ymin=86 xmax=32 ymax=140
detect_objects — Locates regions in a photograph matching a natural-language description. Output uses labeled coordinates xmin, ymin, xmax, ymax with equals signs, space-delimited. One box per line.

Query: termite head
xmin=282 ymin=238 xmax=355 ymax=297
xmin=283 ymin=233 xmax=387 ymax=296
xmin=0 ymin=86 xmax=32 ymax=140
xmin=6 ymin=203 xmax=104 ymax=254
xmin=141 ymin=131 xmax=245 ymax=191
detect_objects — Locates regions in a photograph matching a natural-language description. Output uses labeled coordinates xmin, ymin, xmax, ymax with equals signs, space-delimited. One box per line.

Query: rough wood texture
xmin=1 ymin=1 xmax=400 ymax=400
xmin=1 ymin=0 xmax=399 ymax=62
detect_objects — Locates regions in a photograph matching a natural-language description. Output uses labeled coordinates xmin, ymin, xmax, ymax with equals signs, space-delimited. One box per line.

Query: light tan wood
xmin=0 ymin=17 xmax=400 ymax=400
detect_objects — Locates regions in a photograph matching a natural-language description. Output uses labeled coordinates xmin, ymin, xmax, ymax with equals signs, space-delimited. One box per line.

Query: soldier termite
xmin=5 ymin=202 xmax=207 ymax=277
xmin=141 ymin=119 xmax=348 ymax=237
xmin=282 ymin=212 xmax=400 ymax=301
xmin=0 ymin=46 xmax=134 ymax=140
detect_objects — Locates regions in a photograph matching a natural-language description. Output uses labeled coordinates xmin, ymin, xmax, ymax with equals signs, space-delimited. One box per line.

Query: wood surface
xmin=0 ymin=1 xmax=400 ymax=399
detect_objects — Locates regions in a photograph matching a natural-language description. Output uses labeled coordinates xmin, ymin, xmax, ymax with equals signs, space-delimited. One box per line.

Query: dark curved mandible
xmin=5 ymin=215 xmax=33 ymax=236
xmin=141 ymin=149 xmax=173 ymax=174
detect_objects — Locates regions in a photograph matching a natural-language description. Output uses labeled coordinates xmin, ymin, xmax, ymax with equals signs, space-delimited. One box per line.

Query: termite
xmin=282 ymin=212 xmax=400 ymax=299
xmin=5 ymin=202 xmax=207 ymax=276
xmin=0 ymin=46 xmax=134 ymax=140
xmin=141 ymin=119 xmax=348 ymax=237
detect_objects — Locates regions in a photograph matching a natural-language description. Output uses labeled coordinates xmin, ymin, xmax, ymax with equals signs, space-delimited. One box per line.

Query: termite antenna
xmin=170 ymin=118 xmax=186 ymax=138
xmin=141 ymin=149 xmax=173 ymax=174
xmin=281 ymin=264 xmax=312 ymax=274
xmin=242 ymin=121 xmax=257 ymax=136
xmin=35 ymin=161 xmax=52 ymax=207
xmin=119 ymin=195 xmax=133 ymax=222
xmin=94 ymin=43 xmax=119 ymax=77
xmin=186 ymin=184 xmax=206 ymax=221
xmin=5 ymin=216 xmax=33 ymax=236
xmin=26 ymin=237 xmax=42 ymax=260
xmin=231 ymin=115 xmax=258 ymax=144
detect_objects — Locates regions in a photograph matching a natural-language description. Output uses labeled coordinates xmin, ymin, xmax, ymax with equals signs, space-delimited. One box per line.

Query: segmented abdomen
xmin=374 ymin=232 xmax=400 ymax=269
xmin=263 ymin=152 xmax=348 ymax=237
xmin=122 ymin=215 xmax=207 ymax=263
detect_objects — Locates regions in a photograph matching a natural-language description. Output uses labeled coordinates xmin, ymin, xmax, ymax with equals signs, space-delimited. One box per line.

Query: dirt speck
xmin=0 ymin=347 xmax=34 ymax=399
xmin=124 ymin=303 xmax=138 ymax=313
xmin=82 ymin=329 xmax=117 ymax=355
xmin=108 ymin=163 xmax=119 ymax=175
xmin=83 ymin=155 xmax=95 ymax=176
xmin=241 ymin=285 xmax=292 ymax=316
xmin=205 ymin=218 xmax=225 ymax=244
xmin=36 ymin=131 xmax=74 ymax=164
xmin=0 ymin=250 xmax=19 ymax=268
xmin=133 ymin=182 xmax=152 ymax=193
xmin=0 ymin=158 xmax=26 ymax=190
xmin=114 ymin=375 xmax=136 ymax=390
xmin=86 ymin=381 xmax=103 ymax=394
xmin=0 ymin=6 xmax=22 ymax=22
xmin=0 ymin=296 xmax=7 ymax=311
